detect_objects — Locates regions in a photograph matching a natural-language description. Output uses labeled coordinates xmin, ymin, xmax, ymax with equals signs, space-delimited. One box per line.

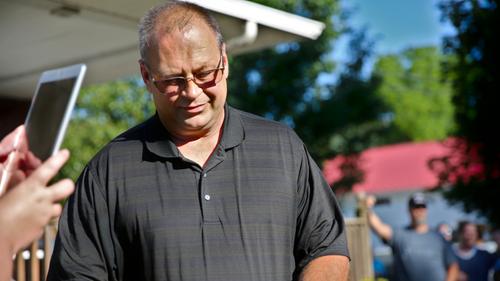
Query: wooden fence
xmin=345 ymin=215 xmax=374 ymax=281
xmin=13 ymin=222 xmax=57 ymax=281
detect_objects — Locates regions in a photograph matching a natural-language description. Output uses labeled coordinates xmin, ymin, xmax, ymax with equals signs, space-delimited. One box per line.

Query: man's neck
xmin=176 ymin=131 xmax=222 ymax=167
xmin=458 ymin=243 xmax=474 ymax=252
xmin=454 ymin=243 xmax=477 ymax=259
xmin=168 ymin=113 xmax=225 ymax=167
xmin=411 ymin=223 xmax=429 ymax=233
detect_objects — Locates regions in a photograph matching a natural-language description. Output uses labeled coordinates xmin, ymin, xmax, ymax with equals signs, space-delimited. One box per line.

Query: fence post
xmin=345 ymin=194 xmax=374 ymax=281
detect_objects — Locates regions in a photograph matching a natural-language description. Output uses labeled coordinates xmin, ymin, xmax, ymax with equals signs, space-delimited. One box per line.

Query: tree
xmin=372 ymin=46 xmax=456 ymax=142
xmin=295 ymin=29 xmax=387 ymax=192
xmin=315 ymin=44 xmax=457 ymax=193
xmin=227 ymin=0 xmax=386 ymax=164
xmin=59 ymin=78 xmax=154 ymax=180
xmin=438 ymin=0 xmax=500 ymax=226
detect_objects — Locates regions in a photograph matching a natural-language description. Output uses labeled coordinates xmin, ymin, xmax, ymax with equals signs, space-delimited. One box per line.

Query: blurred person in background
xmin=0 ymin=126 xmax=74 ymax=281
xmin=364 ymin=192 xmax=458 ymax=281
xmin=452 ymin=221 xmax=497 ymax=281
xmin=489 ymin=228 xmax=500 ymax=281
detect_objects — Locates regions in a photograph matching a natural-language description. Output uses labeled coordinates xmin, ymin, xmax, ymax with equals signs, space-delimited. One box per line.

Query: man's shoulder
xmin=475 ymin=248 xmax=497 ymax=259
xmin=114 ymin=116 xmax=154 ymax=143
xmin=230 ymin=107 xmax=300 ymax=140
xmin=86 ymin=116 xmax=154 ymax=169
xmin=233 ymin=107 xmax=287 ymax=128
xmin=393 ymin=227 xmax=442 ymax=241
xmin=391 ymin=227 xmax=413 ymax=242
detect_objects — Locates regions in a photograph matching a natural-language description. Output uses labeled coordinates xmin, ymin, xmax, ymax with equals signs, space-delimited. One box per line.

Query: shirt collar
xmin=144 ymin=114 xmax=179 ymax=159
xmin=221 ymin=104 xmax=245 ymax=150
xmin=144 ymin=104 xmax=245 ymax=159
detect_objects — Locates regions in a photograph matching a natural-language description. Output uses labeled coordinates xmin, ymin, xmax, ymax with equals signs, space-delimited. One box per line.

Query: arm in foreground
xmin=0 ymin=150 xmax=74 ymax=281
xmin=47 ymin=161 xmax=118 ymax=281
xmin=294 ymin=143 xmax=349 ymax=280
xmin=445 ymin=262 xmax=459 ymax=281
xmin=299 ymin=255 xmax=350 ymax=281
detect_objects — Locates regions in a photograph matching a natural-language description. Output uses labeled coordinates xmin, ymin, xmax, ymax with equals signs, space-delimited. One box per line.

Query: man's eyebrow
xmin=155 ymin=70 xmax=184 ymax=79
xmin=154 ymin=57 xmax=219 ymax=78
xmin=193 ymin=60 xmax=218 ymax=72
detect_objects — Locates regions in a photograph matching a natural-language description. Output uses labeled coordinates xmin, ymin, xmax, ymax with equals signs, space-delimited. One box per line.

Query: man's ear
xmin=221 ymin=43 xmax=229 ymax=78
xmin=139 ymin=60 xmax=154 ymax=93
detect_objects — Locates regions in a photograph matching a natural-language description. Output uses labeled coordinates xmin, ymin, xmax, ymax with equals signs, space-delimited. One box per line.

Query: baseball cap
xmin=408 ymin=192 xmax=427 ymax=208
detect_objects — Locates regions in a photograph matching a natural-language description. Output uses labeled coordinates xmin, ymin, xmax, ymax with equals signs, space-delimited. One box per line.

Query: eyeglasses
xmin=149 ymin=54 xmax=225 ymax=94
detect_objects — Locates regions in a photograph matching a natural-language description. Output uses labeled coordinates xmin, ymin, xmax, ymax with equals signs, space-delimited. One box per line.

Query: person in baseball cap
xmin=408 ymin=192 xmax=427 ymax=209
xmin=364 ymin=191 xmax=459 ymax=281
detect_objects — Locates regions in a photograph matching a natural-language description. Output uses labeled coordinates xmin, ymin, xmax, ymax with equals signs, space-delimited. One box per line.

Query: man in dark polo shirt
xmin=47 ymin=2 xmax=349 ymax=280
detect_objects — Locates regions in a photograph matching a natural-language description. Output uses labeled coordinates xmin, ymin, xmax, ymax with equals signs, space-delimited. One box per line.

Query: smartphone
xmin=24 ymin=64 xmax=86 ymax=161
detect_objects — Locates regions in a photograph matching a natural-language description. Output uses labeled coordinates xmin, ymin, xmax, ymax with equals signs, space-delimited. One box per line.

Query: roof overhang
xmin=0 ymin=0 xmax=325 ymax=100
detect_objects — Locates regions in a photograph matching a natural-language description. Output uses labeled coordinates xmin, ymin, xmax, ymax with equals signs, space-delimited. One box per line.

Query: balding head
xmin=138 ymin=1 xmax=224 ymax=64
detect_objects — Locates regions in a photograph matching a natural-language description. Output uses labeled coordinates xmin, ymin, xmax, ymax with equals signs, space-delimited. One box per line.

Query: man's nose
xmin=182 ymin=77 xmax=202 ymax=99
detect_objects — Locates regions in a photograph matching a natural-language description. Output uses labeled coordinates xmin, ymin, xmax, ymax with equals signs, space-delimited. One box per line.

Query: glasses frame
xmin=148 ymin=52 xmax=225 ymax=94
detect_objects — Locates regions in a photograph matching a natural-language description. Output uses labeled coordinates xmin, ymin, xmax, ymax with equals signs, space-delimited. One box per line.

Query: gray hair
xmin=138 ymin=1 xmax=224 ymax=63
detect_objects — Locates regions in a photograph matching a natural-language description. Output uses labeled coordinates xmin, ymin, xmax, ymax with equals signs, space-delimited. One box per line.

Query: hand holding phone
xmin=0 ymin=126 xmax=42 ymax=196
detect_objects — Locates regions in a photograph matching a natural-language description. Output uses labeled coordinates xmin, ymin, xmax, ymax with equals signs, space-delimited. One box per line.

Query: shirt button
xmin=204 ymin=194 xmax=211 ymax=201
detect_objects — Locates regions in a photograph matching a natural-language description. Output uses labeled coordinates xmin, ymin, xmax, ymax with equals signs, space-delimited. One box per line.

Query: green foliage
xmin=59 ymin=78 xmax=154 ymax=180
xmin=438 ymin=0 xmax=500 ymax=226
xmin=373 ymin=47 xmax=456 ymax=141
xmin=230 ymin=2 xmax=389 ymax=192
xmin=228 ymin=1 xmax=458 ymax=192
xmin=228 ymin=0 xmax=340 ymax=120
xmin=229 ymin=0 xmax=382 ymax=164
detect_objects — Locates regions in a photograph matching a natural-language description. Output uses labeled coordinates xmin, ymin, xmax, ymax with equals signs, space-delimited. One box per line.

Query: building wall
xmin=0 ymin=98 xmax=30 ymax=138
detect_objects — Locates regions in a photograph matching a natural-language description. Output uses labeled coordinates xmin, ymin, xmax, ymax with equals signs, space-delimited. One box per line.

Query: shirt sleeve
xmin=494 ymin=258 xmax=500 ymax=271
xmin=387 ymin=229 xmax=400 ymax=247
xmin=293 ymin=144 xmax=349 ymax=272
xmin=488 ymin=251 xmax=499 ymax=269
xmin=47 ymin=166 xmax=117 ymax=281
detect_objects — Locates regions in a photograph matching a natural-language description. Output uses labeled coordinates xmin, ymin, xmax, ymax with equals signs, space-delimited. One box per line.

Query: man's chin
xmin=180 ymin=116 xmax=211 ymax=133
xmin=415 ymin=219 xmax=427 ymax=226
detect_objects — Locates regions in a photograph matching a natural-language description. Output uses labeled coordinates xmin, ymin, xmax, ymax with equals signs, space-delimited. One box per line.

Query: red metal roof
xmin=322 ymin=139 xmax=476 ymax=194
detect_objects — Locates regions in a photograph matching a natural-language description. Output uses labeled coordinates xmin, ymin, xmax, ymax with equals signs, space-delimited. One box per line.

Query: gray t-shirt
xmin=389 ymin=227 xmax=456 ymax=281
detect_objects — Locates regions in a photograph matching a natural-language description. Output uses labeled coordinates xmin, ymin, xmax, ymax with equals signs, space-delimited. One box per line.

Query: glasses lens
xmin=153 ymin=65 xmax=224 ymax=93
xmin=155 ymin=78 xmax=184 ymax=93
xmin=196 ymin=68 xmax=224 ymax=89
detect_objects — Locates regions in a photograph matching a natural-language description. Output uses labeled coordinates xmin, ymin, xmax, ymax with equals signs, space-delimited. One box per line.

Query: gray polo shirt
xmin=48 ymin=105 xmax=348 ymax=281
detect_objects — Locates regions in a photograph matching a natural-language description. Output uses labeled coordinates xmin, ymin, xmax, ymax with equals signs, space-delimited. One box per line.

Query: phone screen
xmin=25 ymin=77 xmax=77 ymax=161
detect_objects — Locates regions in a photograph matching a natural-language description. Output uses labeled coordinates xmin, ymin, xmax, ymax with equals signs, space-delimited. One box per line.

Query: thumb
xmin=0 ymin=125 xmax=25 ymax=157
xmin=25 ymin=150 xmax=70 ymax=186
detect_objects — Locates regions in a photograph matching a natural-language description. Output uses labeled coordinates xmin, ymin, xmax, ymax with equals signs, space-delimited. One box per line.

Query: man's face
xmin=409 ymin=205 xmax=427 ymax=226
xmin=140 ymin=19 xmax=228 ymax=138
xmin=460 ymin=224 xmax=478 ymax=248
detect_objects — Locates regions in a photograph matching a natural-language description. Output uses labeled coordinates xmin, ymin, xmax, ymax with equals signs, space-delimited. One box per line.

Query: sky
xmin=344 ymin=0 xmax=449 ymax=54
xmin=329 ymin=0 xmax=455 ymax=76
